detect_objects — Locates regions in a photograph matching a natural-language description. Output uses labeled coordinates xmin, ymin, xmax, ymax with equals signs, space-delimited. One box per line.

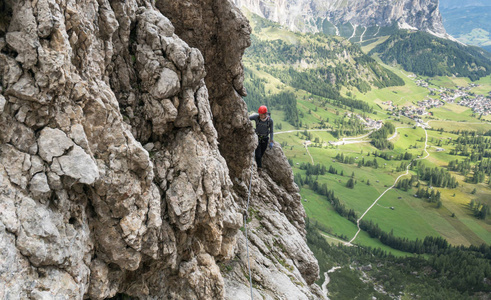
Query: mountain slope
xmin=370 ymin=30 xmax=491 ymax=80
xmin=233 ymin=0 xmax=450 ymax=39
xmin=243 ymin=13 xmax=404 ymax=113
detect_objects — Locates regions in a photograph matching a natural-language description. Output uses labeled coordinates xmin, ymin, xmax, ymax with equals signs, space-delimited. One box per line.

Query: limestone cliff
xmin=233 ymin=0 xmax=450 ymax=39
xmin=0 ymin=0 xmax=322 ymax=299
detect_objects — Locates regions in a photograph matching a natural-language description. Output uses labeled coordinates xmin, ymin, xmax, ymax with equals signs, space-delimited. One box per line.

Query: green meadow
xmin=276 ymin=117 xmax=491 ymax=250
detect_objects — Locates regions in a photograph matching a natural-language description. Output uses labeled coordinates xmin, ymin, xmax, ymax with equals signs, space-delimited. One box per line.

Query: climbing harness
xmin=244 ymin=155 xmax=254 ymax=300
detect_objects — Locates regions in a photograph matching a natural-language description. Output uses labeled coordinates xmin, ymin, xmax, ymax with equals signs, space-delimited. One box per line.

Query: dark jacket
xmin=249 ymin=113 xmax=274 ymax=141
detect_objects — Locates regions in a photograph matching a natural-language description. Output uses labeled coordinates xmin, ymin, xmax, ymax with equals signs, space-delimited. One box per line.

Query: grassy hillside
xmin=244 ymin=13 xmax=404 ymax=113
xmin=243 ymin=11 xmax=491 ymax=245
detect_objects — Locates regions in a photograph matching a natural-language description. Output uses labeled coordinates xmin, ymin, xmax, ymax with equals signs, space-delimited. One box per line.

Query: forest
xmin=307 ymin=219 xmax=491 ymax=299
xmin=370 ymin=30 xmax=491 ymax=80
xmin=370 ymin=122 xmax=395 ymax=149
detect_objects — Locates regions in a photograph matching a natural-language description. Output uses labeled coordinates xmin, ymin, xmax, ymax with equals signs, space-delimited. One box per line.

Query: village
xmin=418 ymin=80 xmax=491 ymax=116
xmin=382 ymin=80 xmax=491 ymax=121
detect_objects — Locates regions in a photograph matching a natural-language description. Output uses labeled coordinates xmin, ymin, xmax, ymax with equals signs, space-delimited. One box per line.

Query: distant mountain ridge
xmin=439 ymin=0 xmax=491 ymax=52
xmin=439 ymin=0 xmax=489 ymax=9
xmin=233 ymin=0 xmax=451 ymax=39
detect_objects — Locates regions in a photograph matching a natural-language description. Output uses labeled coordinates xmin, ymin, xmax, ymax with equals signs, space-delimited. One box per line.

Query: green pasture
xmin=392 ymin=127 xmax=426 ymax=152
xmin=278 ymin=120 xmax=491 ymax=249
xmin=439 ymin=187 xmax=491 ymax=245
xmin=353 ymin=72 xmax=429 ymax=108
xmin=259 ymin=26 xmax=299 ymax=44
xmin=429 ymin=103 xmax=476 ymax=122
xmin=301 ymin=188 xmax=358 ymax=239
xmin=360 ymin=36 xmax=390 ymax=53
xmin=427 ymin=76 xmax=471 ymax=89
xmin=301 ymin=186 xmax=414 ymax=257
xmin=427 ymin=120 xmax=491 ymax=132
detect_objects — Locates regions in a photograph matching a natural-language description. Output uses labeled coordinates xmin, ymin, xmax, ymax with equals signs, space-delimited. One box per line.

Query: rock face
xmin=0 ymin=0 xmax=322 ymax=299
xmin=233 ymin=0 xmax=450 ymax=38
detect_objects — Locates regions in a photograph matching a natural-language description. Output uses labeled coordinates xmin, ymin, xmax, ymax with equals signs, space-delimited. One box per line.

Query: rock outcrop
xmin=0 ymin=0 xmax=322 ymax=299
xmin=233 ymin=0 xmax=450 ymax=39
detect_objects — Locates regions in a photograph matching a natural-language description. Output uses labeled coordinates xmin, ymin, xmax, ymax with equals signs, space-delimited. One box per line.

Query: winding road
xmin=322 ymin=266 xmax=342 ymax=299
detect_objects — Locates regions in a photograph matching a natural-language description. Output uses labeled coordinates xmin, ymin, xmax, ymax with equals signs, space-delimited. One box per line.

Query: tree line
xmin=417 ymin=161 xmax=459 ymax=188
xmin=370 ymin=122 xmax=395 ymax=150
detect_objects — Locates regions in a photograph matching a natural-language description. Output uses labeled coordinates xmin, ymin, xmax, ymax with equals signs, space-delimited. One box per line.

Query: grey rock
xmin=233 ymin=0 xmax=448 ymax=38
xmin=0 ymin=0 xmax=322 ymax=298
xmin=6 ymin=121 xmax=37 ymax=154
xmin=150 ymin=68 xmax=181 ymax=99
xmin=166 ymin=172 xmax=197 ymax=231
xmin=0 ymin=144 xmax=31 ymax=189
xmin=38 ymin=127 xmax=74 ymax=163
xmin=0 ymin=54 xmax=23 ymax=88
xmin=143 ymin=142 xmax=154 ymax=151
xmin=46 ymin=172 xmax=63 ymax=190
xmin=0 ymin=94 xmax=5 ymax=113
xmin=36 ymin=0 xmax=55 ymax=38
xmin=54 ymin=145 xmax=99 ymax=185
xmin=29 ymin=172 xmax=51 ymax=194
xmin=69 ymin=123 xmax=90 ymax=150
xmin=6 ymin=74 xmax=40 ymax=103
xmin=29 ymin=156 xmax=45 ymax=177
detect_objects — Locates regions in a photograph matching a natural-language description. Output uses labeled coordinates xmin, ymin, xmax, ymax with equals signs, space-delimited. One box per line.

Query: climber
xmin=249 ymin=105 xmax=274 ymax=169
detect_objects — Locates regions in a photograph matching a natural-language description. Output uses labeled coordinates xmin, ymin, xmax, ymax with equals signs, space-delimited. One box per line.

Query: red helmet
xmin=258 ymin=106 xmax=268 ymax=114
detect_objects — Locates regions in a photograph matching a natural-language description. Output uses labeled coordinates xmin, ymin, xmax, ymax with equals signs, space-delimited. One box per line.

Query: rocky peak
xmin=0 ymin=0 xmax=322 ymax=299
xmin=233 ymin=0 xmax=450 ymax=39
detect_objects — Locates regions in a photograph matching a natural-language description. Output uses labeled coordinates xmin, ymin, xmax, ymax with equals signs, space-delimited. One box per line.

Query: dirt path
xmin=322 ymin=266 xmax=342 ymax=298
xmin=348 ymin=124 xmax=430 ymax=244
xmin=305 ymin=144 xmax=314 ymax=164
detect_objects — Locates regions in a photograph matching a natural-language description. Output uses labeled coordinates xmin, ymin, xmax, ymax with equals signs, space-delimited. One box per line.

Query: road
xmin=329 ymin=130 xmax=374 ymax=146
xmin=275 ymin=129 xmax=331 ymax=135
xmin=329 ymin=126 xmax=411 ymax=146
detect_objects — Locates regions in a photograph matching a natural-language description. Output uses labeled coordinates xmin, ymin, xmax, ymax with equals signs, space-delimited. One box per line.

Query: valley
xmin=241 ymin=9 xmax=491 ymax=299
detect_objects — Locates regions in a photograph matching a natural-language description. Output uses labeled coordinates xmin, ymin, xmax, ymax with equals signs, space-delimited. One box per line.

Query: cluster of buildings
xmin=431 ymin=84 xmax=490 ymax=115
xmin=440 ymin=85 xmax=491 ymax=116
xmin=365 ymin=117 xmax=383 ymax=130
xmin=346 ymin=112 xmax=384 ymax=130
xmin=415 ymin=79 xmax=429 ymax=88
xmin=417 ymin=98 xmax=445 ymax=109
xmin=398 ymin=105 xmax=429 ymax=119
xmin=386 ymin=82 xmax=491 ymax=118
xmin=457 ymin=95 xmax=491 ymax=116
